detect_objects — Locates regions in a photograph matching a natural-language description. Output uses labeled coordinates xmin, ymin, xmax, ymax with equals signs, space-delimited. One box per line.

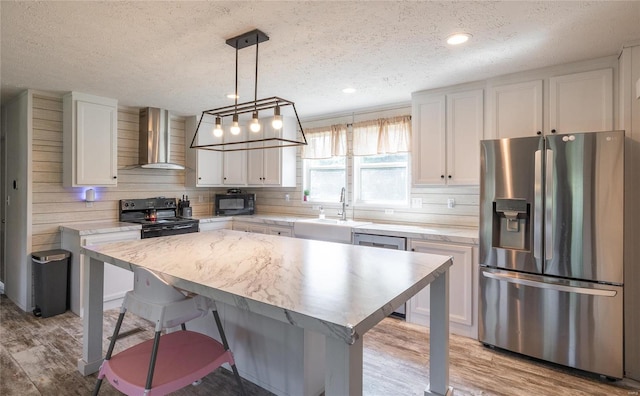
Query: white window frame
xmin=302 ymin=157 xmax=347 ymax=203
xmin=353 ymin=153 xmax=410 ymax=207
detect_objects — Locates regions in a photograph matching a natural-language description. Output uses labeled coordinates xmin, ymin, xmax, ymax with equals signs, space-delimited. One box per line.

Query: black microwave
xmin=215 ymin=193 xmax=255 ymax=216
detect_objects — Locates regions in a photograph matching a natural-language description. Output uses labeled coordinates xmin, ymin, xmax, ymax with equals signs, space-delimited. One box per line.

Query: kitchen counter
xmin=59 ymin=221 xmax=141 ymax=235
xmin=200 ymin=215 xmax=479 ymax=244
xmin=60 ymin=215 xmax=478 ymax=245
xmin=353 ymin=223 xmax=479 ymax=245
xmin=79 ymin=230 xmax=454 ymax=395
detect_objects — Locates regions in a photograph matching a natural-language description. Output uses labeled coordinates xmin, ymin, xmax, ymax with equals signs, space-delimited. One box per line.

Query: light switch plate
xmin=447 ymin=198 xmax=455 ymax=209
xmin=411 ymin=198 xmax=423 ymax=208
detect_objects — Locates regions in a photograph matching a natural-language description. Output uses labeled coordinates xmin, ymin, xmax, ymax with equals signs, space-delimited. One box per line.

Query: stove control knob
xmin=124 ymin=202 xmax=128 ymax=207
xmin=131 ymin=202 xmax=135 ymax=208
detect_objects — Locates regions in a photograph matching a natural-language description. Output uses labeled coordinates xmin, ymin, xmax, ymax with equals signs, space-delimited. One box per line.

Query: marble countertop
xmin=60 ymin=214 xmax=478 ymax=244
xmin=353 ymin=223 xmax=479 ymax=245
xmin=60 ymin=221 xmax=141 ymax=235
xmin=81 ymin=230 xmax=452 ymax=344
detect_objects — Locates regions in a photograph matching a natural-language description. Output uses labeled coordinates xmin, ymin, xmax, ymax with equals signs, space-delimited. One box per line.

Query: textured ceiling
xmin=2 ymin=1 xmax=640 ymax=118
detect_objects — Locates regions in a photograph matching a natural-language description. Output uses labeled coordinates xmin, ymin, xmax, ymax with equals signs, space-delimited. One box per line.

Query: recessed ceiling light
xmin=226 ymin=93 xmax=239 ymax=99
xmin=342 ymin=87 xmax=356 ymax=94
xmin=446 ymin=33 xmax=471 ymax=45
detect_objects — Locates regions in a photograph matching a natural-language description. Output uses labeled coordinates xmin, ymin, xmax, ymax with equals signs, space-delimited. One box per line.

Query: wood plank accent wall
xmin=31 ymin=94 xmax=214 ymax=252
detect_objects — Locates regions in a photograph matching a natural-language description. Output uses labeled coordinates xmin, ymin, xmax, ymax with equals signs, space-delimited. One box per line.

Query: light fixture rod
xmin=234 ymin=39 xmax=239 ymax=109
xmin=254 ymin=32 xmax=259 ymax=104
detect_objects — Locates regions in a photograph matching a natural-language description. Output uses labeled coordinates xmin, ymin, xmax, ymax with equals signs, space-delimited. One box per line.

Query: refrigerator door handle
xmin=545 ymin=149 xmax=554 ymax=260
xmin=534 ymin=150 xmax=543 ymax=259
xmin=482 ymin=271 xmax=617 ymax=297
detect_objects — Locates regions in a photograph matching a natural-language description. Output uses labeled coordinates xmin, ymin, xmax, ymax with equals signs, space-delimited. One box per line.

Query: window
xmin=303 ymin=157 xmax=346 ymax=202
xmin=300 ymin=115 xmax=410 ymax=205
xmin=354 ymin=153 xmax=409 ymax=205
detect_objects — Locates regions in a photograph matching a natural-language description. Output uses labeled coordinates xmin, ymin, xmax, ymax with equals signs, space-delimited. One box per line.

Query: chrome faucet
xmin=338 ymin=187 xmax=347 ymax=221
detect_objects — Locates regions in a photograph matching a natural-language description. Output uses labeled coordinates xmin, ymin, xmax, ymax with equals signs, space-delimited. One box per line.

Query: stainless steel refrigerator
xmin=478 ymin=131 xmax=624 ymax=379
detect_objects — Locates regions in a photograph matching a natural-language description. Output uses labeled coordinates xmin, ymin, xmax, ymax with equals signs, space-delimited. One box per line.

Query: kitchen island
xmin=79 ymin=229 xmax=453 ymax=395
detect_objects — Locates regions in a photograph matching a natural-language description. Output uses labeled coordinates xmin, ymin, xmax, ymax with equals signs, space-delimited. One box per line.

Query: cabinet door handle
xmin=448 ymin=175 xmax=452 ymax=179
xmin=198 ymin=177 xmax=202 ymax=180
xmin=113 ymin=176 xmax=117 ymax=179
xmin=551 ymin=129 xmax=557 ymax=134
xmin=536 ymin=131 xmax=542 ymax=135
xmin=440 ymin=175 xmax=445 ymax=179
xmin=411 ymin=248 xmax=415 ymax=251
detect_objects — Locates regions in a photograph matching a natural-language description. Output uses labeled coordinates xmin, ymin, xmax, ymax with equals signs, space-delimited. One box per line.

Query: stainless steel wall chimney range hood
xmin=139 ymin=107 xmax=185 ymax=170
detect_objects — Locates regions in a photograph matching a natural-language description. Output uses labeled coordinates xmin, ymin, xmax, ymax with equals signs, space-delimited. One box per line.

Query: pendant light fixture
xmin=190 ymin=29 xmax=307 ymax=152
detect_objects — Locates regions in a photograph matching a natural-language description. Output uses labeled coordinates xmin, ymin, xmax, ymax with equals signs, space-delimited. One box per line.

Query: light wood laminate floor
xmin=1 ymin=294 xmax=638 ymax=396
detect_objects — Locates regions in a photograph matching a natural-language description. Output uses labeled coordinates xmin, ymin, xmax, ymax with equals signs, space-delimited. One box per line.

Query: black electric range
xmin=119 ymin=197 xmax=199 ymax=239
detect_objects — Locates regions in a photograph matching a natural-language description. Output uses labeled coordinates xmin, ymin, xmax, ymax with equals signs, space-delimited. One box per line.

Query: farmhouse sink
xmin=293 ymin=218 xmax=372 ymax=244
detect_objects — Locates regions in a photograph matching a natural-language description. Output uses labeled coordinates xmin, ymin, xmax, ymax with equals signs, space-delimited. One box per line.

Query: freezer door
xmin=478 ymin=268 xmax=623 ymax=378
xmin=480 ymin=136 xmax=544 ymax=274
xmin=544 ymin=131 xmax=624 ymax=284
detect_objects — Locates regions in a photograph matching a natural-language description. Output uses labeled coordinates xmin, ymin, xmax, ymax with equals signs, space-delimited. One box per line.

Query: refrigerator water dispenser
xmin=493 ymin=199 xmax=529 ymax=250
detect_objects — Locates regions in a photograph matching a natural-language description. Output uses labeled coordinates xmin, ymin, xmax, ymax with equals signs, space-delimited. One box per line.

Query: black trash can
xmin=32 ymin=249 xmax=71 ymax=318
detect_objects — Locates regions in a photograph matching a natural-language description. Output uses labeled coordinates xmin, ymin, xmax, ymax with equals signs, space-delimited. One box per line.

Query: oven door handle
xmin=168 ymin=224 xmax=196 ymax=230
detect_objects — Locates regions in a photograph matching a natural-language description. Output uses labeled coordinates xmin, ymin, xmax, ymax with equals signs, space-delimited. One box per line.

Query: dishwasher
xmin=353 ymin=232 xmax=407 ymax=318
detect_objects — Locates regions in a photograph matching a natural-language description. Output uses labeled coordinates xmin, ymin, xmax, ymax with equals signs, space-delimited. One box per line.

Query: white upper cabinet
xmin=412 ymin=89 xmax=483 ymax=186
xmin=185 ymin=116 xmax=224 ymax=187
xmin=63 ymin=92 xmax=118 ymax=187
xmin=222 ymin=128 xmax=248 ymax=186
xmin=247 ymin=116 xmax=296 ymax=187
xmin=186 ymin=115 xmax=297 ymax=188
xmin=487 ymin=80 xmax=543 ymax=139
xmin=487 ymin=68 xmax=613 ymax=139
xmin=548 ymin=68 xmax=613 ymax=134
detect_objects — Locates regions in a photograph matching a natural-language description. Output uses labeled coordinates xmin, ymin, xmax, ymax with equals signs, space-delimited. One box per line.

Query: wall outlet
xmin=384 ymin=208 xmax=394 ymax=214
xmin=411 ymin=198 xmax=423 ymax=208
xmin=447 ymin=198 xmax=455 ymax=209
xmin=285 ymin=193 xmax=290 ymax=202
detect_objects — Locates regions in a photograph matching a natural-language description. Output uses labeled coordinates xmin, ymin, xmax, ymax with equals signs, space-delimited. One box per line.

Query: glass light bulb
xmin=250 ymin=118 xmax=261 ymax=133
xmin=272 ymin=115 xmax=283 ymax=130
xmin=230 ymin=121 xmax=241 ymax=135
xmin=212 ymin=117 xmax=223 ymax=137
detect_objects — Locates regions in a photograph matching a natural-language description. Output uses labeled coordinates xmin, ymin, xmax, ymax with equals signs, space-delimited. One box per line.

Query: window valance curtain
xmin=300 ymin=124 xmax=347 ymax=159
xmin=352 ymin=115 xmax=411 ymax=156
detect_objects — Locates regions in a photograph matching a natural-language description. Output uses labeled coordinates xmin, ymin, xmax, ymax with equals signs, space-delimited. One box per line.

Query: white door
xmin=3 ymin=92 xmax=31 ymax=309
xmin=223 ymin=130 xmax=247 ymax=186
xmin=446 ymin=89 xmax=483 ymax=185
xmin=408 ymin=241 xmax=473 ymax=327
xmin=76 ymin=100 xmax=117 ymax=185
xmin=196 ymin=119 xmax=223 ymax=186
xmin=549 ymin=68 xmax=613 ymax=134
xmin=412 ymin=94 xmax=446 ymax=185
xmin=488 ymin=80 xmax=543 ymax=138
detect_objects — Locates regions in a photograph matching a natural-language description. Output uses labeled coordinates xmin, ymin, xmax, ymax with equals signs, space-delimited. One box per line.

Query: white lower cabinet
xmin=233 ymin=221 xmax=292 ymax=237
xmin=61 ymin=229 xmax=139 ymax=317
xmin=406 ymin=240 xmax=477 ymax=338
xmin=268 ymin=226 xmax=293 ymax=237
xmin=199 ymin=219 xmax=232 ymax=232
